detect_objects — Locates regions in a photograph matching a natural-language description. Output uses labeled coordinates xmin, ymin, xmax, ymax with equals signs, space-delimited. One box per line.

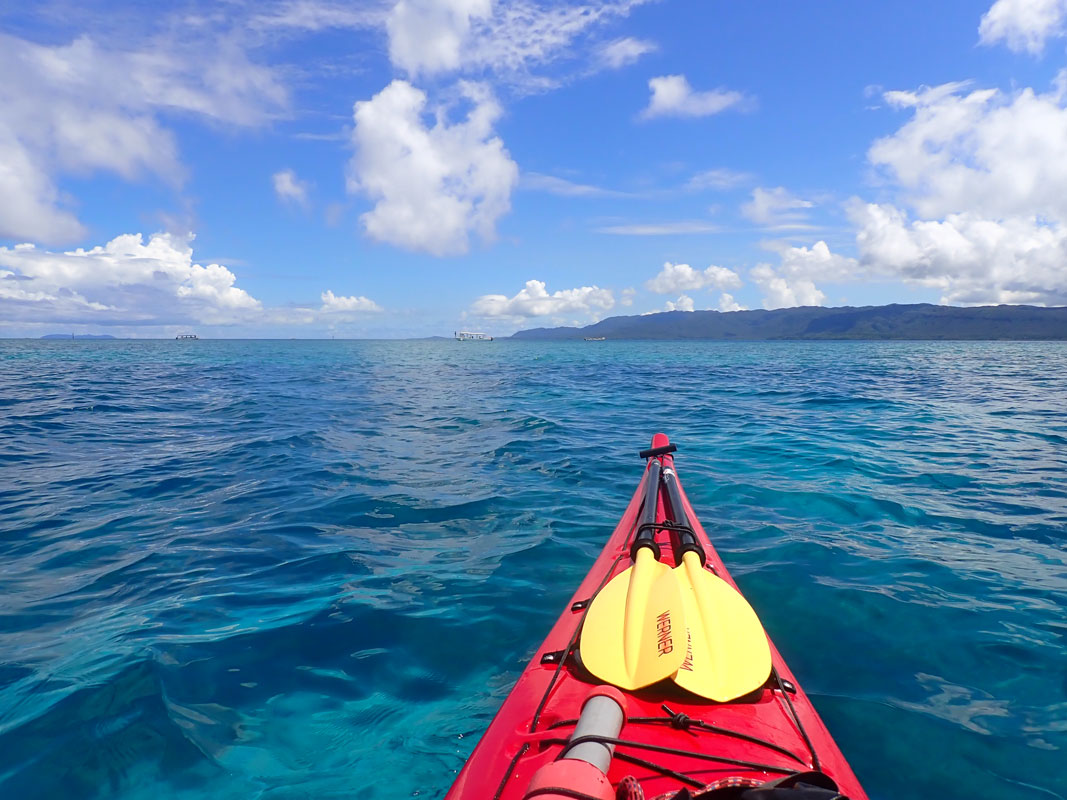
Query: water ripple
xmin=1 ymin=339 xmax=1065 ymax=800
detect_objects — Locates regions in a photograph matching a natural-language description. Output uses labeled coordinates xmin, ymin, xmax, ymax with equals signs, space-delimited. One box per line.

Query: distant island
xmin=511 ymin=304 xmax=1067 ymax=340
xmin=40 ymin=334 xmax=117 ymax=340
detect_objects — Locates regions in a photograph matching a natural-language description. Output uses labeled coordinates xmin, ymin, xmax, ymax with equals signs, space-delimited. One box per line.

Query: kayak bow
xmin=445 ymin=434 xmax=867 ymax=800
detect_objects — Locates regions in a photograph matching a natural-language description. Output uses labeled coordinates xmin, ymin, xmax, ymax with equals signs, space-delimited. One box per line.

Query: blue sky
xmin=2 ymin=0 xmax=1067 ymax=337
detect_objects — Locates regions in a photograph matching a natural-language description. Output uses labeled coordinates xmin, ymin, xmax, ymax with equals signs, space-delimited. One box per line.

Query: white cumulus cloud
xmin=640 ymin=74 xmax=748 ymax=120
xmin=746 ymin=240 xmax=856 ymax=309
xmin=0 ymin=232 xmax=388 ymax=329
xmin=0 ymin=31 xmax=287 ymax=244
xmin=775 ymin=240 xmax=858 ymax=283
xmin=722 ymin=74 xmax=1067 ymax=309
xmin=320 ymin=289 xmax=383 ymax=312
xmin=750 ymin=264 xmax=827 ymax=310
xmin=273 ymin=169 xmax=311 ymax=206
xmin=852 ymin=202 xmax=1067 ymax=305
xmin=664 ymin=294 xmax=694 ymax=312
xmin=0 ymin=233 xmax=261 ymax=325
xmin=347 ymin=79 xmax=519 ymax=256
xmin=387 ymin=0 xmax=493 ymax=76
xmin=718 ymin=293 xmax=746 ymax=312
xmin=978 ymin=0 xmax=1067 ymax=53
xmin=871 ymin=80 xmax=1067 ymax=222
xmin=470 ymin=279 xmax=614 ymax=319
xmin=645 ymin=262 xmax=742 ymax=294
xmin=854 ymin=77 xmax=1067 ymax=305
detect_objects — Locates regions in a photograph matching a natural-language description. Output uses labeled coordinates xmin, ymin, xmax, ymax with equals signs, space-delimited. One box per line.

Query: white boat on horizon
xmin=455 ymin=331 xmax=493 ymax=342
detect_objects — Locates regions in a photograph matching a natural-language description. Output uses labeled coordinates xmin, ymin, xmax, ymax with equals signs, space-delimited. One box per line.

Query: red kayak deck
xmin=446 ymin=435 xmax=867 ymax=800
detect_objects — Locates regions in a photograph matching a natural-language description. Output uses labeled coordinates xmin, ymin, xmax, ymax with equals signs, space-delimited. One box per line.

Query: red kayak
xmin=446 ymin=434 xmax=867 ymax=800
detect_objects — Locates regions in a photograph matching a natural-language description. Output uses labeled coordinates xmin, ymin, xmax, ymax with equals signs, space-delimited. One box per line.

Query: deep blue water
xmin=1 ymin=339 xmax=1065 ymax=800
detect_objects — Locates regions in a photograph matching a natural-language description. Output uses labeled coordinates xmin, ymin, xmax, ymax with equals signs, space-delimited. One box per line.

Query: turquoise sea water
xmin=1 ymin=339 xmax=1065 ymax=800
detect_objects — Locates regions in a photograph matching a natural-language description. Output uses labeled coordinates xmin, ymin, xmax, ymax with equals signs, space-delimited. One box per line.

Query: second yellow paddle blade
xmin=673 ymin=553 xmax=772 ymax=702
xmin=580 ymin=549 xmax=686 ymax=690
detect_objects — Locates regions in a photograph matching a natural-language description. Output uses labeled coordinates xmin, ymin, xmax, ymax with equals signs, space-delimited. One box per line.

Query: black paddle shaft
xmin=661 ymin=466 xmax=705 ymax=564
xmin=630 ymin=459 xmax=662 ymax=561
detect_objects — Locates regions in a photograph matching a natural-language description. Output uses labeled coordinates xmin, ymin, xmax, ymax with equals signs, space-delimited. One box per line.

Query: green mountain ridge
xmin=510 ymin=303 xmax=1067 ymax=340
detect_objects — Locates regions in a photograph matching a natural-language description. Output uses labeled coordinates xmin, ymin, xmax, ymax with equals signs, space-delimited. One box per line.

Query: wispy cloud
xmin=522 ymin=172 xmax=634 ymax=197
xmin=595 ymin=36 xmax=657 ymax=69
xmin=741 ymin=187 xmax=815 ymax=228
xmin=596 ymin=221 xmax=718 ymax=235
xmin=251 ymin=0 xmax=388 ymax=33
xmin=291 ymin=129 xmax=351 ymax=142
xmin=380 ymin=0 xmax=655 ymax=88
xmin=686 ymin=168 xmax=752 ymax=191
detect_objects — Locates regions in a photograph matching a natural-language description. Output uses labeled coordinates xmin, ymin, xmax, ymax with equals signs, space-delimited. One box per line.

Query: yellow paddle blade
xmin=580 ymin=548 xmax=686 ymax=690
xmin=672 ymin=552 xmax=772 ymax=702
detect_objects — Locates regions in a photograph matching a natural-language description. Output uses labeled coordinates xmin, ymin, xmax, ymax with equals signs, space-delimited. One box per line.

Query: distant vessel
xmin=455 ymin=331 xmax=493 ymax=342
xmin=584 ymin=336 xmax=606 ymax=341
xmin=175 ymin=334 xmax=198 ymax=340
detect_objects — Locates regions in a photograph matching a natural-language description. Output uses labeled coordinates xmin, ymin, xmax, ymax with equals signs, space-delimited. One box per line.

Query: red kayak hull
xmin=446 ymin=434 xmax=867 ymax=800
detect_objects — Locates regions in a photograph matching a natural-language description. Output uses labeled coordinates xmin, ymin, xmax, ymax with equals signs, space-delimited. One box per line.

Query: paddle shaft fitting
xmin=661 ymin=464 xmax=729 ymax=640
xmin=660 ymin=466 xmax=705 ymax=565
xmin=629 ymin=458 xmax=663 ymax=562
